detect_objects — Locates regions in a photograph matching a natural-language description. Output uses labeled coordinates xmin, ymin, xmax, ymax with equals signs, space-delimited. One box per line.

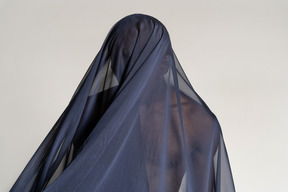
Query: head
xmin=106 ymin=14 xmax=173 ymax=84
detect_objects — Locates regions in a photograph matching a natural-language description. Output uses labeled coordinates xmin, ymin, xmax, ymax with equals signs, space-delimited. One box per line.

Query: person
xmin=11 ymin=14 xmax=235 ymax=192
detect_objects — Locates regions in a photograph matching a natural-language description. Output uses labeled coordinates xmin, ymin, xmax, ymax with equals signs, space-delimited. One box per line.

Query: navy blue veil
xmin=11 ymin=14 xmax=235 ymax=192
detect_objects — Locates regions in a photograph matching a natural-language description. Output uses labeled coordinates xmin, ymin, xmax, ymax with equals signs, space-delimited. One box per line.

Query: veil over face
xmin=11 ymin=14 xmax=235 ymax=192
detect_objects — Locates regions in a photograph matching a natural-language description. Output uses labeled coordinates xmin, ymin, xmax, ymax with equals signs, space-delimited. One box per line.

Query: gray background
xmin=0 ymin=0 xmax=287 ymax=191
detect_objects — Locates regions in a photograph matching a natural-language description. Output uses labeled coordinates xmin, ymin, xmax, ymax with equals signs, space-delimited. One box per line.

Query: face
xmin=109 ymin=14 xmax=170 ymax=84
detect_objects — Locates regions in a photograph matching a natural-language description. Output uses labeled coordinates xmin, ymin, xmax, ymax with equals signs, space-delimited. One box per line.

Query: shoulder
xmin=179 ymin=93 xmax=220 ymax=153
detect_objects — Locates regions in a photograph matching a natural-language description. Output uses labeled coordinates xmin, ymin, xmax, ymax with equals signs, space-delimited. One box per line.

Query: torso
xmin=140 ymin=88 xmax=217 ymax=192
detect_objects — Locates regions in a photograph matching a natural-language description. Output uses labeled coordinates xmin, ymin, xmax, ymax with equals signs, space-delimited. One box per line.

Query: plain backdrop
xmin=0 ymin=0 xmax=287 ymax=191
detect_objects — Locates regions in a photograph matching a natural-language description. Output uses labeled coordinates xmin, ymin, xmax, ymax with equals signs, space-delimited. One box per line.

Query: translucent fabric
xmin=10 ymin=14 xmax=235 ymax=192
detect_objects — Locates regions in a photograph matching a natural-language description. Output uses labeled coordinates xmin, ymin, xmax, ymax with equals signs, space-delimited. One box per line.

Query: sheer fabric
xmin=11 ymin=14 xmax=235 ymax=192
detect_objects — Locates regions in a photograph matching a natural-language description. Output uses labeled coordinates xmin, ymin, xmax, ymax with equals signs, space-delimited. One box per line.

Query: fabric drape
xmin=11 ymin=14 xmax=235 ymax=192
